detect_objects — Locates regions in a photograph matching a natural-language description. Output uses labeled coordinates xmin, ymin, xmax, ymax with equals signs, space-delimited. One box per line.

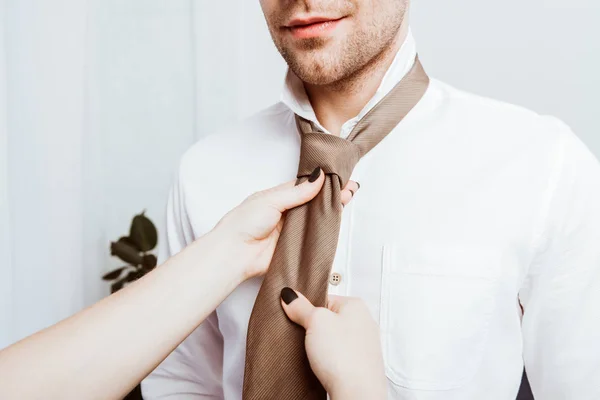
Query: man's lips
xmin=284 ymin=17 xmax=345 ymax=39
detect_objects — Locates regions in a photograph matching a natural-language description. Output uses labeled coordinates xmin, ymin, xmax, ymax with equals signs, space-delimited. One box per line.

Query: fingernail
xmin=308 ymin=167 xmax=321 ymax=183
xmin=356 ymin=182 xmax=361 ymax=190
xmin=281 ymin=287 xmax=298 ymax=305
xmin=349 ymin=189 xmax=355 ymax=197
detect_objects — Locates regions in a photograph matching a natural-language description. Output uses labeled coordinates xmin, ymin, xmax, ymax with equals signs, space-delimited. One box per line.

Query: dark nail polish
xmin=356 ymin=182 xmax=361 ymax=190
xmin=308 ymin=167 xmax=321 ymax=183
xmin=281 ymin=287 xmax=298 ymax=305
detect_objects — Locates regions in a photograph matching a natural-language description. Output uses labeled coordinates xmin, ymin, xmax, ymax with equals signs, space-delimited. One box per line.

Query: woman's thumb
xmin=280 ymin=288 xmax=318 ymax=329
xmin=266 ymin=167 xmax=324 ymax=212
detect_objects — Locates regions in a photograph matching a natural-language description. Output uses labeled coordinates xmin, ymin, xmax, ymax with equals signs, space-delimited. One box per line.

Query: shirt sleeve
xmin=141 ymin=172 xmax=225 ymax=399
xmin=520 ymin=118 xmax=600 ymax=399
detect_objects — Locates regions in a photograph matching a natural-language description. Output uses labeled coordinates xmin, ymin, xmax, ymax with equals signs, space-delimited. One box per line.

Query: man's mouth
xmin=284 ymin=16 xmax=345 ymax=39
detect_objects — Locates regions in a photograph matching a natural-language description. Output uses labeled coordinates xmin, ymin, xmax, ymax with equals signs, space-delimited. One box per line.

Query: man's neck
xmin=304 ymin=23 xmax=409 ymax=136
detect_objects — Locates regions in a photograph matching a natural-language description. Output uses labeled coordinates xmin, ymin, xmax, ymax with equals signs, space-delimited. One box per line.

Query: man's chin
xmin=284 ymin=52 xmax=345 ymax=86
xmin=290 ymin=64 xmax=342 ymax=86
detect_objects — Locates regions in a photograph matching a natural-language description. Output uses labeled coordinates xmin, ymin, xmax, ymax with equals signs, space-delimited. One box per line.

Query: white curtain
xmin=0 ymin=0 xmax=283 ymax=349
xmin=2 ymin=0 xmax=87 ymax=347
xmin=191 ymin=1 xmax=286 ymax=134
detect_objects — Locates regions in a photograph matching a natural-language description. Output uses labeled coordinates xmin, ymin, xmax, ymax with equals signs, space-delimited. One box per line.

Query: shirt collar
xmin=280 ymin=28 xmax=418 ymax=136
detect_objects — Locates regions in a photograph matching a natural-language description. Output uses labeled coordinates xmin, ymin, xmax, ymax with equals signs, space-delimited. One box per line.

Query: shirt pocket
xmin=379 ymin=243 xmax=498 ymax=391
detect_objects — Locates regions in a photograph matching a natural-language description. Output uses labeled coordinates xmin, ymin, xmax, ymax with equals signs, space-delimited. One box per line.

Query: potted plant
xmin=104 ymin=211 xmax=158 ymax=293
xmin=103 ymin=211 xmax=158 ymax=400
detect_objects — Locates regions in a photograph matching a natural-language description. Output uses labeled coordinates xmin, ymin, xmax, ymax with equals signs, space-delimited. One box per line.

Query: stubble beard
xmin=273 ymin=7 xmax=407 ymax=92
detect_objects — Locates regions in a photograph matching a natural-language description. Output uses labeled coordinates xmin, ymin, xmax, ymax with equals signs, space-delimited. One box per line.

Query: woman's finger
xmin=261 ymin=167 xmax=325 ymax=212
xmin=341 ymin=180 xmax=360 ymax=206
xmin=281 ymin=288 xmax=325 ymax=329
xmin=326 ymin=295 xmax=353 ymax=313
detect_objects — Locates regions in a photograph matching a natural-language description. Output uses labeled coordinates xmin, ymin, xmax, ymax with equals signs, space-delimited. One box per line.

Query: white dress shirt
xmin=143 ymin=31 xmax=600 ymax=399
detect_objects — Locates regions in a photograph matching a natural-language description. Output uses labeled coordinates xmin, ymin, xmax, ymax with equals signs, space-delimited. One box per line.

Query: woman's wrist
xmin=193 ymin=228 xmax=252 ymax=283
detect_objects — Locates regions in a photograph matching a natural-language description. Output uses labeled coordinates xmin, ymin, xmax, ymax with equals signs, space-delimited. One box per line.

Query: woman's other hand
xmin=281 ymin=289 xmax=387 ymax=400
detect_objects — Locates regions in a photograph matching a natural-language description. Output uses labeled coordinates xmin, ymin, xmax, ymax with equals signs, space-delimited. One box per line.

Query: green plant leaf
xmin=140 ymin=254 xmax=157 ymax=275
xmin=130 ymin=212 xmax=158 ymax=252
xmin=110 ymin=271 xmax=142 ymax=293
xmin=140 ymin=263 xmax=157 ymax=274
xmin=102 ymin=267 xmax=128 ymax=281
xmin=126 ymin=270 xmax=144 ymax=283
xmin=111 ymin=279 xmax=125 ymax=293
xmin=142 ymin=254 xmax=157 ymax=268
xmin=118 ymin=236 xmax=141 ymax=252
xmin=110 ymin=240 xmax=143 ymax=266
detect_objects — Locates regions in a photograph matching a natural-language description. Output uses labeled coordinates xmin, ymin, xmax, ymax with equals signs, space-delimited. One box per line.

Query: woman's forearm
xmin=0 ymin=230 xmax=244 ymax=400
xmin=0 ymin=174 xmax=329 ymax=400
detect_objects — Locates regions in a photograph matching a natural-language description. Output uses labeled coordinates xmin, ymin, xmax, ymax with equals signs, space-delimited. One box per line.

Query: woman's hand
xmin=212 ymin=167 xmax=360 ymax=279
xmin=0 ymin=171 xmax=360 ymax=400
xmin=281 ymin=288 xmax=387 ymax=400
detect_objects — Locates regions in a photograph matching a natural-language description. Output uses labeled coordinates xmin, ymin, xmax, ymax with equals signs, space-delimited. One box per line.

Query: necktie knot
xmin=297 ymin=132 xmax=361 ymax=187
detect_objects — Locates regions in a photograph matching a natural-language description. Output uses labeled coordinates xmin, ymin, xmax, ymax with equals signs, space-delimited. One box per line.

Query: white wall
xmin=411 ymin=0 xmax=600 ymax=154
xmin=192 ymin=1 xmax=286 ymax=135
xmin=84 ymin=0 xmax=197 ymax=302
xmin=4 ymin=0 xmax=88 ymax=343
xmin=0 ymin=0 xmax=12 ymax=347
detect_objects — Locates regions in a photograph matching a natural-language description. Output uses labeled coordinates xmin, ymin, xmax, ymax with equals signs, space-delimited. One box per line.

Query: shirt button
xmin=329 ymin=272 xmax=342 ymax=286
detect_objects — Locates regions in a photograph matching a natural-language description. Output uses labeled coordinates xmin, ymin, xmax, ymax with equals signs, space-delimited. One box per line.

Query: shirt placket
xmin=328 ymin=131 xmax=362 ymax=296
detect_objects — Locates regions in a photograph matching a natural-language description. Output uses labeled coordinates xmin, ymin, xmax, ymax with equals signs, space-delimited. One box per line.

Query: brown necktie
xmin=243 ymin=57 xmax=429 ymax=400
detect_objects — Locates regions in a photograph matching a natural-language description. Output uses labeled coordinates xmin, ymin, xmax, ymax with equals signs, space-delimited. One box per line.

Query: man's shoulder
xmin=430 ymin=78 xmax=575 ymax=147
xmin=179 ymin=102 xmax=294 ymax=174
xmin=432 ymin=79 xmax=558 ymax=126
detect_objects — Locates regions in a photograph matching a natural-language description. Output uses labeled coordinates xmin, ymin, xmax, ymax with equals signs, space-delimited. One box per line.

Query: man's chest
xmin=185 ymin=128 xmax=547 ymax=393
xmin=188 ymin=132 xmax=541 ymax=300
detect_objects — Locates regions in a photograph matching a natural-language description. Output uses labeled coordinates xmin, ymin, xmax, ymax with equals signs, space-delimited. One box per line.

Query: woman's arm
xmin=0 ymin=233 xmax=244 ymax=400
xmin=0 ymin=170 xmax=360 ymax=400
